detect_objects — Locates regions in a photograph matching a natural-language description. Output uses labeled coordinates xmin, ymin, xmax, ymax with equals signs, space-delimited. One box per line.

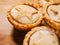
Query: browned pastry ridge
xmin=7 ymin=3 xmax=43 ymax=30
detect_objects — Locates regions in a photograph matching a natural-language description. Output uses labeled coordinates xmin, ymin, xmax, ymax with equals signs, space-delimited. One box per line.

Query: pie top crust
xmin=23 ymin=26 xmax=59 ymax=45
xmin=10 ymin=4 xmax=42 ymax=24
xmin=47 ymin=3 xmax=60 ymax=23
xmin=43 ymin=3 xmax=60 ymax=30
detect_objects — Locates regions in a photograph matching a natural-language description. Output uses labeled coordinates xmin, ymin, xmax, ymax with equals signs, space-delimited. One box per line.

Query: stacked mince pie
xmin=7 ymin=0 xmax=60 ymax=45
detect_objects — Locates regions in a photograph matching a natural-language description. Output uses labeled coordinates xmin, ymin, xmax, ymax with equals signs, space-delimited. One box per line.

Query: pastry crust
xmin=43 ymin=3 xmax=60 ymax=31
xmin=23 ymin=26 xmax=59 ymax=45
xmin=39 ymin=0 xmax=54 ymax=7
xmin=7 ymin=3 xmax=43 ymax=30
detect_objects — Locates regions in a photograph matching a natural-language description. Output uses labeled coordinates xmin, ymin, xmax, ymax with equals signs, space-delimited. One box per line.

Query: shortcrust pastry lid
xmin=47 ymin=3 xmax=60 ymax=23
xmin=10 ymin=4 xmax=42 ymax=24
xmin=23 ymin=26 xmax=59 ymax=45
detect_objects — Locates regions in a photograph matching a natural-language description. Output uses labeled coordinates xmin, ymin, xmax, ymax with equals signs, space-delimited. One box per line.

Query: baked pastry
xmin=43 ymin=3 xmax=60 ymax=30
xmin=39 ymin=0 xmax=54 ymax=6
xmin=7 ymin=4 xmax=43 ymax=30
xmin=56 ymin=30 xmax=60 ymax=38
xmin=23 ymin=26 xmax=59 ymax=45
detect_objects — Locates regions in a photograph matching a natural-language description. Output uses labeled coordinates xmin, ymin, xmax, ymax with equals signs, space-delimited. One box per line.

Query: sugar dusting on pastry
xmin=10 ymin=5 xmax=42 ymax=24
xmin=29 ymin=30 xmax=59 ymax=45
xmin=47 ymin=4 xmax=60 ymax=22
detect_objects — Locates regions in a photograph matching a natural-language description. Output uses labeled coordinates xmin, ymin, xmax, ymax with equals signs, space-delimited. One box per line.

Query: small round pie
xmin=44 ymin=3 xmax=60 ymax=30
xmin=23 ymin=26 xmax=59 ymax=45
xmin=7 ymin=4 xmax=43 ymax=30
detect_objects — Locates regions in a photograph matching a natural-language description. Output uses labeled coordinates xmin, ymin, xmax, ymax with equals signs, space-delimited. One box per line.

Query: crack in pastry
xmin=15 ymin=7 xmax=33 ymax=20
xmin=23 ymin=26 xmax=59 ymax=45
xmin=47 ymin=3 xmax=60 ymax=23
xmin=15 ymin=7 xmax=38 ymax=21
xmin=50 ymin=9 xmax=58 ymax=15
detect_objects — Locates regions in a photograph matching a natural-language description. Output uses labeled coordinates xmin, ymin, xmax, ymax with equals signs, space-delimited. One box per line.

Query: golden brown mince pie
xmin=7 ymin=4 xmax=43 ymax=30
xmin=23 ymin=26 xmax=59 ymax=45
xmin=44 ymin=3 xmax=60 ymax=30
